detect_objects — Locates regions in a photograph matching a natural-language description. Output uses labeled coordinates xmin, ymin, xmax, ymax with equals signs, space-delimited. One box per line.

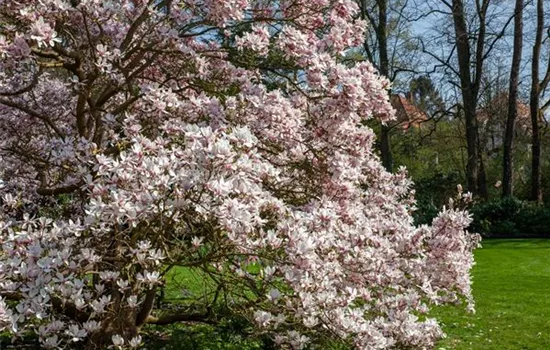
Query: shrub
xmin=0 ymin=1 xmax=478 ymax=349
xmin=413 ymin=171 xmax=461 ymax=225
xmin=471 ymin=197 xmax=550 ymax=237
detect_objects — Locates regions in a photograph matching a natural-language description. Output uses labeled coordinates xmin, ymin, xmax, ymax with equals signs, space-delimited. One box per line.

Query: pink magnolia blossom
xmin=0 ymin=0 xmax=478 ymax=349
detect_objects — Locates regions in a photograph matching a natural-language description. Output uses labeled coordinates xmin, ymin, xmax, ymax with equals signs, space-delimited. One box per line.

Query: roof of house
xmin=390 ymin=94 xmax=429 ymax=129
xmin=477 ymin=92 xmax=532 ymax=130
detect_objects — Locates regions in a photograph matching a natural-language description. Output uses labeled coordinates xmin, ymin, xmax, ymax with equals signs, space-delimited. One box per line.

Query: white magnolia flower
xmin=43 ymin=335 xmax=60 ymax=349
xmin=136 ymin=270 xmax=161 ymax=285
xmin=129 ymin=335 xmax=142 ymax=348
xmin=65 ymin=324 xmax=87 ymax=342
xmin=112 ymin=334 xmax=124 ymax=348
xmin=267 ymin=288 xmax=281 ymax=302
xmin=82 ymin=320 xmax=101 ymax=333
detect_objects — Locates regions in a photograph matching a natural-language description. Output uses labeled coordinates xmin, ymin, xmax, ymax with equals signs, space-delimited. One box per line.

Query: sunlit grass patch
xmin=434 ymin=239 xmax=550 ymax=350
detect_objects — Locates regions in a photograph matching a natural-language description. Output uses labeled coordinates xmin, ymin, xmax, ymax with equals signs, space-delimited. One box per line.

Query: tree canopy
xmin=0 ymin=1 xmax=477 ymax=349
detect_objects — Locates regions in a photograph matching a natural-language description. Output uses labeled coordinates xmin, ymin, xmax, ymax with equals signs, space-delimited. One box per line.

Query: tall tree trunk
xmin=530 ymin=0 xmax=543 ymax=203
xmin=451 ymin=0 xmax=479 ymax=195
xmin=502 ymin=0 xmax=523 ymax=197
xmin=377 ymin=0 xmax=393 ymax=172
xmin=464 ymin=99 xmax=479 ymax=195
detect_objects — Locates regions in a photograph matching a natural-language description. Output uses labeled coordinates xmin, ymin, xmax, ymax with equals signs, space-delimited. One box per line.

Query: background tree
xmin=416 ymin=0 xmax=518 ymax=198
xmin=502 ymin=0 xmax=524 ymax=197
xmin=529 ymin=0 xmax=549 ymax=203
xmin=409 ymin=75 xmax=446 ymax=117
xmin=358 ymin=0 xmax=420 ymax=172
xmin=449 ymin=0 xmax=486 ymax=197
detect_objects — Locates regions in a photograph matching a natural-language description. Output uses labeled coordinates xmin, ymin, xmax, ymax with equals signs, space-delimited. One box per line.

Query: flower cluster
xmin=0 ymin=0 xmax=477 ymax=349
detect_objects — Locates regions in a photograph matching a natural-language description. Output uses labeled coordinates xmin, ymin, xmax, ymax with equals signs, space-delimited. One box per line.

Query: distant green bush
xmin=470 ymin=197 xmax=550 ymax=237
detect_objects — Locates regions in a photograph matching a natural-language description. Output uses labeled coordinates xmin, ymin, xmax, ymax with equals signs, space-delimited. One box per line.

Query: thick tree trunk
xmin=464 ymin=102 xmax=479 ymax=194
xmin=377 ymin=0 xmax=389 ymax=78
xmin=376 ymin=0 xmax=393 ymax=172
xmin=452 ymin=0 xmax=479 ymax=195
xmin=450 ymin=0 xmax=496 ymax=197
xmin=530 ymin=0 xmax=544 ymax=203
xmin=86 ymin=306 xmax=140 ymax=349
xmin=502 ymin=0 xmax=523 ymax=197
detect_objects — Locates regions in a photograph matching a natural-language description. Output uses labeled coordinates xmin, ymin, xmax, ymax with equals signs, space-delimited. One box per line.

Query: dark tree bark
xmin=376 ymin=0 xmax=393 ymax=172
xmin=450 ymin=0 xmax=487 ymax=196
xmin=502 ymin=0 xmax=523 ymax=198
xmin=529 ymin=0 xmax=545 ymax=203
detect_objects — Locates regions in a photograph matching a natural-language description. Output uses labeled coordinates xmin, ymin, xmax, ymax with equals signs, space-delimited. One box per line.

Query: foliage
xmin=470 ymin=198 xmax=550 ymax=237
xmin=0 ymin=1 xmax=478 ymax=349
xmin=393 ymin=119 xmax=466 ymax=181
xmin=388 ymin=119 xmax=467 ymax=226
xmin=412 ymin=171 xmax=462 ymax=225
xmin=470 ymin=197 xmax=523 ymax=237
xmin=409 ymin=75 xmax=446 ymax=117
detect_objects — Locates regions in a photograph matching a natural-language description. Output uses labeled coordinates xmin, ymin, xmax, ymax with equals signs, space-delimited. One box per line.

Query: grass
xmin=434 ymin=239 xmax=550 ymax=350
xmin=163 ymin=266 xmax=214 ymax=302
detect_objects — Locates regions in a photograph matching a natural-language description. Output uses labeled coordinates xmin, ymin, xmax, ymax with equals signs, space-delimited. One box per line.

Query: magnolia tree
xmin=0 ymin=0 xmax=478 ymax=349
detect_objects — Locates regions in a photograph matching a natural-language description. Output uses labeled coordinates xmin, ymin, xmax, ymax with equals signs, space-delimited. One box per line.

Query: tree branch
xmin=145 ymin=312 xmax=216 ymax=326
xmin=51 ymin=296 xmax=90 ymax=323
xmin=135 ymin=289 xmax=157 ymax=327
xmin=0 ymin=97 xmax=64 ymax=138
xmin=36 ymin=183 xmax=82 ymax=196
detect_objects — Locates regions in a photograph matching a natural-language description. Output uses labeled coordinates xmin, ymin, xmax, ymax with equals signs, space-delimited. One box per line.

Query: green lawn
xmin=434 ymin=239 xmax=550 ymax=350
